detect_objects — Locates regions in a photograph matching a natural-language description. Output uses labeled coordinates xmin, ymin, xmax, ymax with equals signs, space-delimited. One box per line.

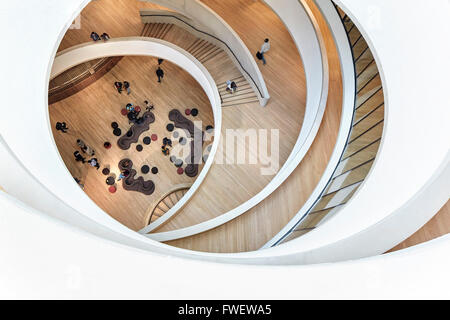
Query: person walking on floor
xmin=158 ymin=58 xmax=164 ymax=65
xmin=258 ymin=38 xmax=270 ymax=65
xmin=90 ymin=32 xmax=101 ymax=42
xmin=156 ymin=67 xmax=164 ymax=83
xmin=88 ymin=158 xmax=100 ymax=170
xmin=74 ymin=151 xmax=86 ymax=163
xmin=55 ymin=122 xmax=69 ymax=133
xmin=77 ymin=139 xmax=95 ymax=156
xmin=101 ymin=32 xmax=110 ymax=41
xmin=124 ymin=81 xmax=131 ymax=95
xmin=144 ymin=100 xmax=154 ymax=111
xmin=114 ymin=81 xmax=123 ymax=94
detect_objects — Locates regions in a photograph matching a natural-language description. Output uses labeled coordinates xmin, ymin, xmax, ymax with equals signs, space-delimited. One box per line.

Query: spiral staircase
xmin=0 ymin=0 xmax=449 ymax=298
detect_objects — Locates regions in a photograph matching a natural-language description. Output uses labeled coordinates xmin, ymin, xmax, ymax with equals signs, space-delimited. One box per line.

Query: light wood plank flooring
xmin=49 ymin=56 xmax=214 ymax=231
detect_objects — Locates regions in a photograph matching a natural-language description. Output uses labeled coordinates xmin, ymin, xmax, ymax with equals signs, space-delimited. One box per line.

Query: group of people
xmin=73 ymin=151 xmax=101 ymax=170
xmin=161 ymin=137 xmax=172 ymax=156
xmin=73 ymin=139 xmax=100 ymax=170
xmin=114 ymin=81 xmax=131 ymax=94
xmin=90 ymin=32 xmax=110 ymax=42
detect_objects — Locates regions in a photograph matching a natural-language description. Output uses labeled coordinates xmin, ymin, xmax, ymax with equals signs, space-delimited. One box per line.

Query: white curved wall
xmin=1 ymin=191 xmax=450 ymax=299
xmin=51 ymin=38 xmax=222 ymax=231
xmin=0 ymin=0 xmax=449 ymax=274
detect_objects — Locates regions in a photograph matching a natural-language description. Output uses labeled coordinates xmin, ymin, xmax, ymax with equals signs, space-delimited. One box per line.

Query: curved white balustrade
xmin=141 ymin=0 xmax=331 ymax=239
xmin=51 ymin=37 xmax=222 ymax=229
xmin=142 ymin=0 xmax=270 ymax=106
xmin=0 ymin=0 xmax=449 ymax=272
xmin=1 ymin=191 xmax=450 ymax=299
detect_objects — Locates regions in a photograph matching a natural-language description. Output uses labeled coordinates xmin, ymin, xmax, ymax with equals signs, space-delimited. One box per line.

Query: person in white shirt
xmin=260 ymin=38 xmax=270 ymax=65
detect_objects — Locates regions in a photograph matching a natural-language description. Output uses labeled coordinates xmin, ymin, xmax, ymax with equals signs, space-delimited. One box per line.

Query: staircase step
xmin=190 ymin=40 xmax=211 ymax=56
xmin=222 ymin=92 xmax=258 ymax=103
xmin=200 ymin=48 xmax=223 ymax=63
xmin=196 ymin=44 xmax=218 ymax=60
xmin=222 ymin=97 xmax=260 ymax=107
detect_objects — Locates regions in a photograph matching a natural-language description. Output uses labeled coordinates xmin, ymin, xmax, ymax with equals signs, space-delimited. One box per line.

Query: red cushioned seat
xmin=121 ymin=108 xmax=128 ymax=116
xmin=177 ymin=167 xmax=184 ymax=175
xmin=185 ymin=108 xmax=191 ymax=115
xmin=108 ymin=186 xmax=117 ymax=193
xmin=151 ymin=134 xmax=158 ymax=141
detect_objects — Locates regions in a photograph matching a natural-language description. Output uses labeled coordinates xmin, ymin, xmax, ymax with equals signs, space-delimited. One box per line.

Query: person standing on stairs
xmin=156 ymin=67 xmax=164 ymax=83
xmin=114 ymin=81 xmax=123 ymax=94
xmin=259 ymin=38 xmax=270 ymax=65
xmin=226 ymin=80 xmax=237 ymax=94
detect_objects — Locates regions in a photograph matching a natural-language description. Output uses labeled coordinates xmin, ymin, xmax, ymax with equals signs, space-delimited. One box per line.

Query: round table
xmin=166 ymin=123 xmax=175 ymax=132
xmin=143 ymin=136 xmax=151 ymax=145
xmin=106 ymin=176 xmax=115 ymax=185
xmin=113 ymin=128 xmax=122 ymax=136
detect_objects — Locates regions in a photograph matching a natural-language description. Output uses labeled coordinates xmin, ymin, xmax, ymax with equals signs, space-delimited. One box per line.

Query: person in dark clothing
xmin=74 ymin=151 xmax=86 ymax=163
xmin=127 ymin=110 xmax=138 ymax=124
xmin=163 ymin=137 xmax=172 ymax=147
xmin=158 ymin=58 xmax=164 ymax=65
xmin=144 ymin=100 xmax=154 ymax=111
xmin=156 ymin=67 xmax=164 ymax=83
xmin=114 ymin=81 xmax=123 ymax=94
xmin=56 ymin=122 xmax=68 ymax=133
xmin=101 ymin=32 xmax=110 ymax=41
xmin=90 ymin=32 xmax=101 ymax=41
xmin=88 ymin=158 xmax=100 ymax=170
xmin=123 ymin=81 xmax=131 ymax=95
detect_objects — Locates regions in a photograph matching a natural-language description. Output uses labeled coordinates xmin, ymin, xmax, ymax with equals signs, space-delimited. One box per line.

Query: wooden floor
xmin=56 ymin=0 xmax=307 ymax=241
xmin=48 ymin=0 xmax=450 ymax=252
xmin=164 ymin=0 xmax=342 ymax=252
xmin=57 ymin=0 xmax=165 ymax=52
xmin=49 ymin=56 xmax=214 ymax=231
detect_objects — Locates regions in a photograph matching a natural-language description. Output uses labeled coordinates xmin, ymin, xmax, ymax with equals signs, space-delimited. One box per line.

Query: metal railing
xmin=271 ymin=1 xmax=385 ymax=246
